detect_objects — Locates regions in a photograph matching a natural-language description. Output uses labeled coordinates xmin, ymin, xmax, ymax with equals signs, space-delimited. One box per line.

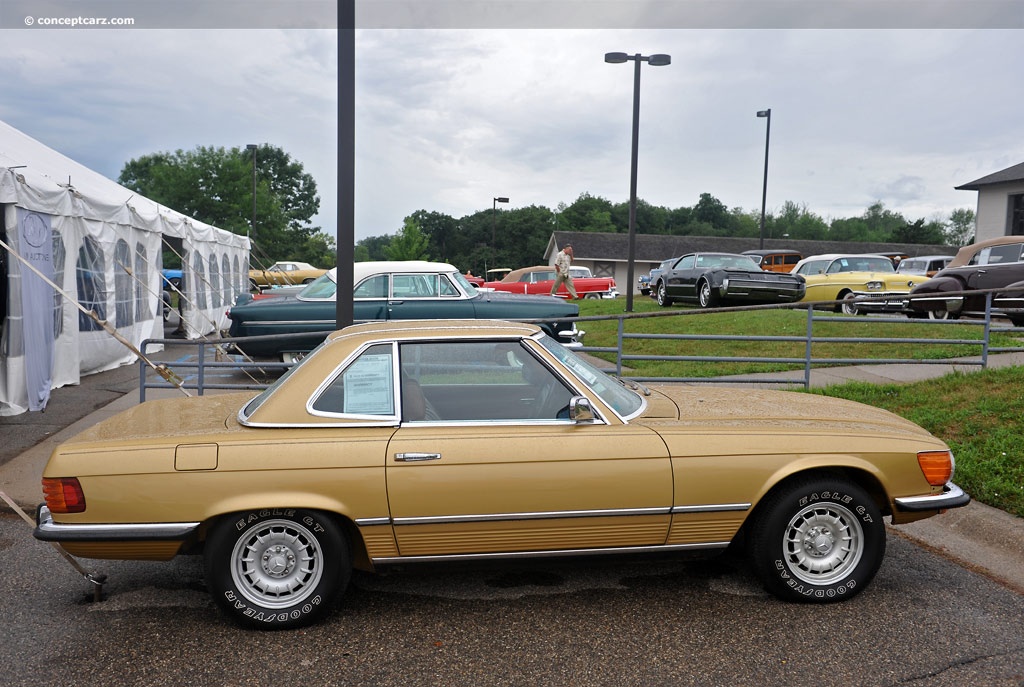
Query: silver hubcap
xmin=700 ymin=284 xmax=710 ymax=306
xmin=231 ymin=519 xmax=323 ymax=608
xmin=783 ymin=503 xmax=864 ymax=585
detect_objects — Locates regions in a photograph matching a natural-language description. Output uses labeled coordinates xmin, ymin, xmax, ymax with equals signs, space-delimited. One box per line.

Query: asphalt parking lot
xmin=2 ymin=510 xmax=1024 ymax=687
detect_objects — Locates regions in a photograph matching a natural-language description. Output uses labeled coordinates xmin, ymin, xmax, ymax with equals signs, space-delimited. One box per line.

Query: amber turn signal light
xmin=916 ymin=451 xmax=953 ymax=487
xmin=41 ymin=477 xmax=86 ymax=513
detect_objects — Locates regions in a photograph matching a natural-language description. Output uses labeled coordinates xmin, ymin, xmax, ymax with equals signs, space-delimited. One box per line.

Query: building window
xmin=134 ymin=243 xmax=150 ymax=321
xmin=192 ymin=252 xmax=208 ymax=310
xmin=76 ymin=236 xmax=107 ymax=331
xmin=208 ymin=253 xmax=221 ymax=309
xmin=1010 ymin=194 xmax=1024 ymax=236
xmin=593 ymin=261 xmax=615 ymax=278
xmin=114 ymin=239 xmax=134 ymax=327
xmin=52 ymin=230 xmax=65 ymax=338
xmin=222 ymin=254 xmax=232 ymax=306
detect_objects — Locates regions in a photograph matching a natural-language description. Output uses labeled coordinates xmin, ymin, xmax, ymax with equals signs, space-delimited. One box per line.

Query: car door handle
xmin=394 ymin=452 xmax=441 ymax=462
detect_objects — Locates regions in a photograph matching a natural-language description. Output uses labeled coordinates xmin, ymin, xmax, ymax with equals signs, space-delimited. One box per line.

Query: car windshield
xmin=826 ymin=257 xmax=896 ymax=274
xmin=450 ymin=271 xmax=479 ymax=296
xmin=298 ymin=271 xmax=337 ymax=300
xmin=695 ymin=254 xmax=761 ymax=271
xmin=536 ymin=335 xmax=644 ymax=419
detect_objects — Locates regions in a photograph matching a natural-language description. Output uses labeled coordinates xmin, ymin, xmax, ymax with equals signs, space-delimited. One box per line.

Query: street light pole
xmin=491 ymin=196 xmax=509 ymax=276
xmin=246 ymin=143 xmax=257 ymax=244
xmin=756 ymin=109 xmax=771 ymax=250
xmin=605 ymin=51 xmax=671 ymax=312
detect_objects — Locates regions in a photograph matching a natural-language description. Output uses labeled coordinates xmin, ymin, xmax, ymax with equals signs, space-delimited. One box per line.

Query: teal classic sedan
xmin=227 ymin=261 xmax=582 ymax=360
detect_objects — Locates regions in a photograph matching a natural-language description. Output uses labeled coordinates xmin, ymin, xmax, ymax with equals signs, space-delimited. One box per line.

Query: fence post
xmin=982 ymin=292 xmax=992 ymax=368
xmin=197 ymin=340 xmax=206 ymax=396
xmin=803 ymin=305 xmax=814 ymax=389
xmin=616 ymin=317 xmax=625 ymax=377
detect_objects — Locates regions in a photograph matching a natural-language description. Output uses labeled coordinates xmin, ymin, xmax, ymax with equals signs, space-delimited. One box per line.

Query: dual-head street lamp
xmin=756 ymin=109 xmax=771 ymax=250
xmin=490 ymin=196 xmax=509 ymax=275
xmin=604 ymin=52 xmax=671 ymax=312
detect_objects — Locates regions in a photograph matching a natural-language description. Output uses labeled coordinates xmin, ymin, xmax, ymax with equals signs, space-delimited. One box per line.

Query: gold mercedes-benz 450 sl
xmin=35 ymin=319 xmax=969 ymax=629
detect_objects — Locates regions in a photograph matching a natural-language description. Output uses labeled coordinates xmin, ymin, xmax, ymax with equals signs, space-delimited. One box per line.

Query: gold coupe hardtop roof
xmin=324 ymin=319 xmax=543 ymax=346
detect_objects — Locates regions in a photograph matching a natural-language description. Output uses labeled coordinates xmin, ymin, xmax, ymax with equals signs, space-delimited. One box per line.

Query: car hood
xmin=640 ymin=385 xmax=935 ymax=439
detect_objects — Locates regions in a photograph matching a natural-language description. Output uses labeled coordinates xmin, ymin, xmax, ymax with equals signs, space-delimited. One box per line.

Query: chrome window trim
xmin=306 ymin=341 xmax=400 ymax=421
xmin=371 ymin=541 xmax=730 ymax=565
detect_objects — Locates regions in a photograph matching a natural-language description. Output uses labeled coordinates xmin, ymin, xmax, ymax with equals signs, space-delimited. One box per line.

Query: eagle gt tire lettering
xmin=205 ymin=508 xmax=350 ymax=629
xmin=749 ymin=477 xmax=885 ymax=602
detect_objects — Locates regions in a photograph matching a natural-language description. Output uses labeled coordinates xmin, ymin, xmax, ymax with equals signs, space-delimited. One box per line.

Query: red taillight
xmin=917 ymin=450 xmax=953 ymax=487
xmin=41 ymin=477 xmax=86 ymax=513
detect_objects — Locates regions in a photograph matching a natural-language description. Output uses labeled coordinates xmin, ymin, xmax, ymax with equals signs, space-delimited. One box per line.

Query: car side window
xmin=676 ymin=255 xmax=695 ymax=270
xmin=354 ymin=274 xmax=388 ymax=299
xmin=439 ymin=275 xmax=459 ymax=296
xmin=399 ymin=341 xmax=574 ymax=422
xmin=393 ymin=274 xmax=440 ymax=298
xmin=310 ymin=344 xmax=395 ymax=417
xmin=986 ymin=245 xmax=1024 ymax=265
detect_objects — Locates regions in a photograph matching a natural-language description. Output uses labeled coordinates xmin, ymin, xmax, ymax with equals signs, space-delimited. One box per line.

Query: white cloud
xmin=1 ymin=21 xmax=1021 ymax=255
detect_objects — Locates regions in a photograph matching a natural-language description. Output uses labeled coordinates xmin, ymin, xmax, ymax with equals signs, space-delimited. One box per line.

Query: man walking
xmin=551 ymin=243 xmax=578 ymax=299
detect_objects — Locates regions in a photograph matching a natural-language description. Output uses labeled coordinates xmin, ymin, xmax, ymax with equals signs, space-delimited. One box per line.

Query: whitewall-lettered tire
xmin=749 ymin=477 xmax=884 ymax=603
xmin=205 ymin=509 xmax=350 ymax=630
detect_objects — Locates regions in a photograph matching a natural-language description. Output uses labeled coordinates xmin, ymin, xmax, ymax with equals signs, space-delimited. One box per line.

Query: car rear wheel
xmin=656 ymin=281 xmax=673 ymax=307
xmin=698 ymin=280 xmax=719 ymax=308
xmin=749 ymin=477 xmax=884 ymax=602
xmin=205 ymin=509 xmax=350 ymax=630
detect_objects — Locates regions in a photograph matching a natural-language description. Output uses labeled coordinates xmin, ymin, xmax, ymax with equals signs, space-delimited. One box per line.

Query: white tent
xmin=0 ymin=119 xmax=249 ymax=416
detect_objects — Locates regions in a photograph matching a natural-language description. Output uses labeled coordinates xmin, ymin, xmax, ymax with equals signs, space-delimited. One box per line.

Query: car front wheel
xmin=840 ymin=292 xmax=860 ymax=316
xmin=749 ymin=477 xmax=884 ymax=603
xmin=656 ymin=281 xmax=673 ymax=307
xmin=205 ymin=509 xmax=350 ymax=630
xmin=698 ymin=280 xmax=719 ymax=308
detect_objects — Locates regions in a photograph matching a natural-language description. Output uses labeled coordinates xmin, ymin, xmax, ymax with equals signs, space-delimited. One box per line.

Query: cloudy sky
xmin=0 ymin=1 xmax=1021 ymax=248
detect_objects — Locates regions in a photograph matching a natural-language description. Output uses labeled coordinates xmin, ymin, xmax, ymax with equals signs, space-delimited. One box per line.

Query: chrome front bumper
xmin=893 ymin=482 xmax=970 ymax=513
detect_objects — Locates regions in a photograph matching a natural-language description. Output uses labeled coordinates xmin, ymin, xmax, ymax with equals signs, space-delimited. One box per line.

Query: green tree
xmin=118 ymin=144 xmax=327 ymax=266
xmin=384 ymin=218 xmax=431 ymax=261
xmin=891 ymin=218 xmax=946 ymax=245
xmin=946 ymin=208 xmax=976 ymax=247
xmin=559 ymin=193 xmax=615 ymax=232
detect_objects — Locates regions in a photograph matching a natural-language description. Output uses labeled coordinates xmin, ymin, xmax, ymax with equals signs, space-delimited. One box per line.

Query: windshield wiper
xmin=618 ymin=377 xmax=651 ymax=396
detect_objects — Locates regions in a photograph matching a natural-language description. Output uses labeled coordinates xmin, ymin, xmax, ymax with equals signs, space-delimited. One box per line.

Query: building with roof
xmin=955 ymin=162 xmax=1024 ymax=242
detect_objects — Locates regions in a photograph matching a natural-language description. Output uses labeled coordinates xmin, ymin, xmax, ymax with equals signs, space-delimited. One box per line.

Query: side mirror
xmin=569 ymin=396 xmax=596 ymax=423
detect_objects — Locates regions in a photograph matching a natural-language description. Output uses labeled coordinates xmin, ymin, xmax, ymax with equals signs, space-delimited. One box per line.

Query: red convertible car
xmin=483 ymin=265 xmax=619 ymax=299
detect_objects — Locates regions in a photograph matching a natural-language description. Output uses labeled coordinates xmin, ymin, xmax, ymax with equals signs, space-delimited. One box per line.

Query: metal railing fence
xmin=140 ymin=290 xmax=1024 ymax=399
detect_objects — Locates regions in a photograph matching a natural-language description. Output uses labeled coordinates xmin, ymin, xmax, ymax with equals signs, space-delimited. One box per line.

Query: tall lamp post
xmin=491 ymin=196 xmax=509 ymax=276
xmin=756 ymin=109 xmax=771 ymax=250
xmin=605 ymin=51 xmax=671 ymax=312
xmin=246 ymin=143 xmax=257 ymax=244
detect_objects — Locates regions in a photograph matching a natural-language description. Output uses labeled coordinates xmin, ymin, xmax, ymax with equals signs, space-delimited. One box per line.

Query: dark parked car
xmin=640 ymin=258 xmax=678 ymax=296
xmin=652 ymin=252 xmax=806 ymax=308
xmin=227 ymin=261 xmax=582 ymax=360
xmin=906 ymin=237 xmax=1024 ymax=324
